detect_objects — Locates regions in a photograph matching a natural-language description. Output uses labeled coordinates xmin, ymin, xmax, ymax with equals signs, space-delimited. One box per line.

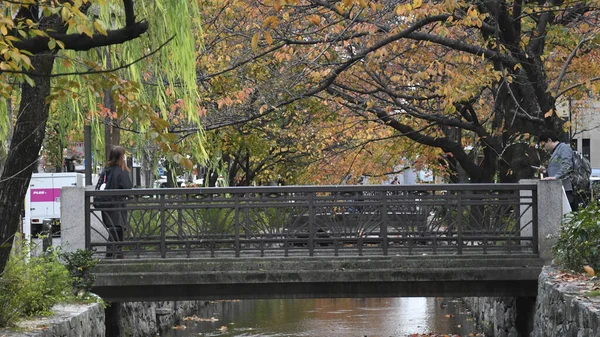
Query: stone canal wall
xmin=105 ymin=300 xmax=209 ymax=337
xmin=0 ymin=300 xmax=208 ymax=337
xmin=464 ymin=266 xmax=600 ymax=337
xmin=463 ymin=297 xmax=519 ymax=337
xmin=0 ymin=303 xmax=105 ymax=337
xmin=531 ymin=266 xmax=600 ymax=337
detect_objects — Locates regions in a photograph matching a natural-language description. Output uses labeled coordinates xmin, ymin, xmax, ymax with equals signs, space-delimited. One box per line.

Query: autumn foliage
xmin=195 ymin=0 xmax=600 ymax=184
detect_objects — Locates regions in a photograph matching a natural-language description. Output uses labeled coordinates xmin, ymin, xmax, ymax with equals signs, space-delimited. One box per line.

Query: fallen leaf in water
xmin=171 ymin=325 xmax=186 ymax=330
xmin=183 ymin=315 xmax=219 ymax=322
xmin=218 ymin=325 xmax=228 ymax=332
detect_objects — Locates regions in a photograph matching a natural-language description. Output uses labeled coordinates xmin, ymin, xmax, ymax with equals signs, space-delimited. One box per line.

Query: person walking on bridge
xmin=99 ymin=146 xmax=133 ymax=257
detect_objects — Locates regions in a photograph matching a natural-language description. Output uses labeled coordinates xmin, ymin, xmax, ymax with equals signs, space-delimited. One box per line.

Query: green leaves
xmin=553 ymin=201 xmax=600 ymax=272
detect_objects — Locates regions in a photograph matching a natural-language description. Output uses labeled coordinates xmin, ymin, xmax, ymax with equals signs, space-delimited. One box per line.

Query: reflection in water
xmin=161 ymin=298 xmax=481 ymax=337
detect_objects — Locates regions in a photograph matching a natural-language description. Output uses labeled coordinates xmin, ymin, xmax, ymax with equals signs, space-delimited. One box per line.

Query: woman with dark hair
xmin=100 ymin=146 xmax=133 ymax=257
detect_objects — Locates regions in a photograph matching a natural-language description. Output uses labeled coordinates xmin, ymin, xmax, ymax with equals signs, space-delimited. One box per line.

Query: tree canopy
xmin=194 ymin=0 xmax=600 ymax=183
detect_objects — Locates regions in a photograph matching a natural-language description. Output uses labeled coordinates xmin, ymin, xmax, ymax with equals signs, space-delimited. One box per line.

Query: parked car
xmin=591 ymin=168 xmax=600 ymax=201
xmin=154 ymin=176 xmax=186 ymax=188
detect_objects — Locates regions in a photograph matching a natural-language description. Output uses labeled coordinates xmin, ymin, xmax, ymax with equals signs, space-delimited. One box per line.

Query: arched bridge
xmin=79 ymin=183 xmax=548 ymax=302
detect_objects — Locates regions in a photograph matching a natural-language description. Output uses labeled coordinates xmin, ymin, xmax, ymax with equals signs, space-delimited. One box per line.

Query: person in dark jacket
xmin=100 ymin=146 xmax=133 ymax=257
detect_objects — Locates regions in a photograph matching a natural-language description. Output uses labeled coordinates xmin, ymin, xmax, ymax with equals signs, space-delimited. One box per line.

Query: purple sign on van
xmin=30 ymin=188 xmax=60 ymax=202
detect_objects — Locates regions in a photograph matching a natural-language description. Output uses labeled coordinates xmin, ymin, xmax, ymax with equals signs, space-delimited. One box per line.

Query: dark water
xmin=161 ymin=298 xmax=483 ymax=337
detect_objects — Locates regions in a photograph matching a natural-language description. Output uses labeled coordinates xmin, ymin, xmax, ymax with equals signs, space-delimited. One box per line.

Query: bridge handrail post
xmin=160 ymin=193 xmax=167 ymax=258
xmin=456 ymin=191 xmax=463 ymax=255
xmin=381 ymin=190 xmax=388 ymax=256
xmin=85 ymin=192 xmax=91 ymax=250
xmin=532 ymin=187 xmax=539 ymax=255
xmin=308 ymin=191 xmax=315 ymax=256
xmin=234 ymin=193 xmax=240 ymax=258
xmin=533 ymin=180 xmax=562 ymax=262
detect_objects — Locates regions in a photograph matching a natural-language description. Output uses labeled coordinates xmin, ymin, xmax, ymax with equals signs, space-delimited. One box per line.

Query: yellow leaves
xmin=0 ymin=26 xmax=7 ymax=36
xmin=544 ymin=109 xmax=554 ymax=118
xmin=76 ymin=24 xmax=93 ymax=37
xmin=396 ymin=0 xmax=423 ymax=15
xmin=251 ymin=33 xmax=260 ymax=53
xmin=396 ymin=4 xmax=410 ymax=15
xmin=31 ymin=29 xmax=46 ymax=37
xmin=61 ymin=6 xmax=71 ymax=22
xmin=259 ymin=104 xmax=268 ymax=114
xmin=93 ymin=20 xmax=107 ymax=35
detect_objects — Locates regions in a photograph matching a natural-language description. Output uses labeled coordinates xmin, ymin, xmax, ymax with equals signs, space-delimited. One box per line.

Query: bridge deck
xmin=93 ymin=255 xmax=544 ymax=302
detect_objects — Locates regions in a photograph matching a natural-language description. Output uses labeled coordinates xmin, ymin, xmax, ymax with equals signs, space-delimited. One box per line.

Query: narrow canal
xmin=161 ymin=297 xmax=484 ymax=337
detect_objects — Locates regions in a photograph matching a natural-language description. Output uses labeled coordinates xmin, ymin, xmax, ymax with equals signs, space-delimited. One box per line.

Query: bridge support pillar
xmin=520 ymin=179 xmax=563 ymax=263
xmin=60 ymin=186 xmax=109 ymax=253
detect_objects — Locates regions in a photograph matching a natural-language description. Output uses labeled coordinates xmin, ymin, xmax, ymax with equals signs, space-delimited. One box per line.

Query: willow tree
xmin=0 ymin=0 xmax=202 ymax=273
xmin=191 ymin=0 xmax=600 ymax=183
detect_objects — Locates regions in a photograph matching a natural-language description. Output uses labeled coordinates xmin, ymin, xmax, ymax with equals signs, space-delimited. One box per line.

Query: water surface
xmin=161 ymin=297 xmax=482 ymax=337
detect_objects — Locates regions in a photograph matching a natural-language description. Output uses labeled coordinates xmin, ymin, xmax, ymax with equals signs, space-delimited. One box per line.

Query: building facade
xmin=557 ymin=99 xmax=600 ymax=169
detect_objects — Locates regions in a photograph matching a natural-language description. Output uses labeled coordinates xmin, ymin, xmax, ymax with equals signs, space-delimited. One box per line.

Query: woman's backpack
xmin=93 ymin=170 xmax=113 ymax=208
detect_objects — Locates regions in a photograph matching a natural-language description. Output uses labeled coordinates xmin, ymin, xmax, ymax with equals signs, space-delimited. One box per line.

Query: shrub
xmin=553 ymin=201 xmax=600 ymax=272
xmin=0 ymin=238 xmax=72 ymax=327
xmin=61 ymin=249 xmax=99 ymax=296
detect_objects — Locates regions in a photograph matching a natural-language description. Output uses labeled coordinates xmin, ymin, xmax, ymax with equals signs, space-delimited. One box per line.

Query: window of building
xmin=582 ymin=138 xmax=590 ymax=160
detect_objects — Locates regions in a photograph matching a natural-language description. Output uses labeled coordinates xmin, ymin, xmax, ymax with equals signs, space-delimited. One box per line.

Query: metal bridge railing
xmin=85 ymin=184 xmax=538 ymax=259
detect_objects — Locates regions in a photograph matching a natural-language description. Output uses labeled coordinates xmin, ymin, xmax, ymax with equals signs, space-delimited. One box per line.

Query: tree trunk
xmin=0 ymin=98 xmax=14 ymax=174
xmin=0 ymin=53 xmax=55 ymax=272
xmin=140 ymin=145 xmax=155 ymax=188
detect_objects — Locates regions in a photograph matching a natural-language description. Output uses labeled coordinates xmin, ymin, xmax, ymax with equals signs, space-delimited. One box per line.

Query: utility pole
xmin=84 ymin=125 xmax=92 ymax=186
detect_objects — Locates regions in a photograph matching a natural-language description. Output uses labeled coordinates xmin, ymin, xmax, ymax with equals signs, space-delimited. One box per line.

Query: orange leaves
xmin=216 ymin=88 xmax=254 ymax=109
xmin=264 ymin=31 xmax=273 ymax=45
xmin=307 ymin=15 xmax=321 ymax=26
xmin=262 ymin=16 xmax=279 ymax=29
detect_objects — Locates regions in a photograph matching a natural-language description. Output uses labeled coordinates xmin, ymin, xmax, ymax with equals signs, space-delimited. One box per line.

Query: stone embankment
xmin=531 ymin=266 xmax=600 ymax=337
xmin=0 ymin=300 xmax=209 ymax=337
xmin=465 ymin=266 xmax=600 ymax=337
xmin=0 ymin=303 xmax=104 ymax=337
xmin=106 ymin=300 xmax=209 ymax=337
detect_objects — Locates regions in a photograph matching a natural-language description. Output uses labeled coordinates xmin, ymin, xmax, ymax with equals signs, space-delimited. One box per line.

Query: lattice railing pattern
xmin=86 ymin=184 xmax=537 ymax=259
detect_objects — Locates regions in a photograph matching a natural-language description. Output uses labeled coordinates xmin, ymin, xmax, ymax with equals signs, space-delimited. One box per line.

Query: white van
xmin=24 ymin=173 xmax=84 ymax=240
